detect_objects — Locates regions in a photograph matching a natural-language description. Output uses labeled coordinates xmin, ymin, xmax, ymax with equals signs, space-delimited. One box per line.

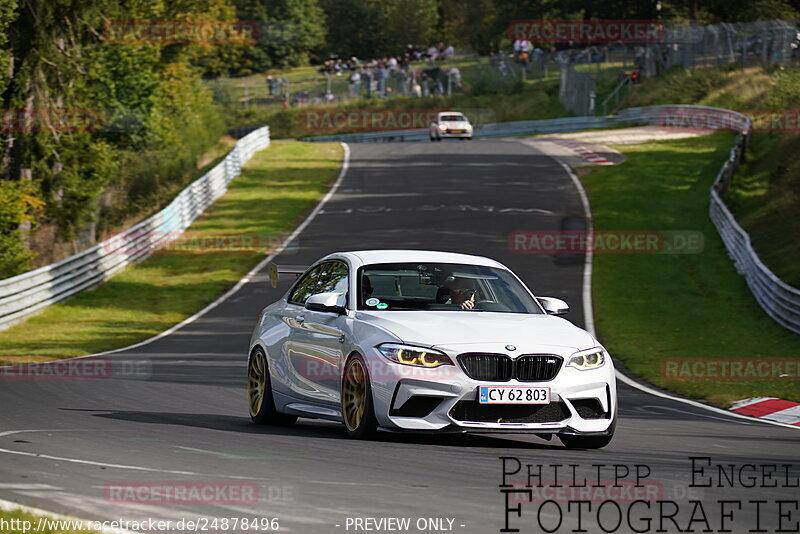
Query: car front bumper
xmin=365 ymin=349 xmax=616 ymax=435
xmin=436 ymin=130 xmax=472 ymax=138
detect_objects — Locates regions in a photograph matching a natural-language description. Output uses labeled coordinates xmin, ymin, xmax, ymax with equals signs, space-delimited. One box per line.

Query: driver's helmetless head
xmin=446 ymin=278 xmax=475 ymax=307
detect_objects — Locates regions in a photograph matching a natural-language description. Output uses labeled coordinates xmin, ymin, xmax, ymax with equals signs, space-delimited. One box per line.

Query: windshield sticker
xmin=366 ymin=297 xmax=380 ymax=307
xmin=376 ymin=302 xmax=389 ymax=310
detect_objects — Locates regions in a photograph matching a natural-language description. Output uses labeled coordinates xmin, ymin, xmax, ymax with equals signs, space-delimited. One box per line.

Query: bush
xmin=0 ymin=180 xmax=42 ymax=278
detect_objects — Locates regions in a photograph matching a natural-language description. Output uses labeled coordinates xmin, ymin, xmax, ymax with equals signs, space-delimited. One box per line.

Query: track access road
xmin=0 ymin=139 xmax=796 ymax=534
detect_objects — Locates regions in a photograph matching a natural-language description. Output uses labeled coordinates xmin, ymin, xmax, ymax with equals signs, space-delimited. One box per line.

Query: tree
xmin=319 ymin=0 xmax=439 ymax=58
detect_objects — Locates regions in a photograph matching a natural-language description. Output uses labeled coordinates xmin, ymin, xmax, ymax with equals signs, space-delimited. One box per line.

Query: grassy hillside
xmin=619 ymin=64 xmax=800 ymax=287
xmin=583 ymin=134 xmax=800 ymax=406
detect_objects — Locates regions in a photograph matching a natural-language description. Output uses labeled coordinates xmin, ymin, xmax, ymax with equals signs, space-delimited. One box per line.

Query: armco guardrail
xmin=637 ymin=106 xmax=800 ymax=335
xmin=0 ymin=126 xmax=270 ymax=332
xmin=303 ymin=105 xmax=800 ymax=335
xmin=302 ymin=115 xmax=619 ymax=143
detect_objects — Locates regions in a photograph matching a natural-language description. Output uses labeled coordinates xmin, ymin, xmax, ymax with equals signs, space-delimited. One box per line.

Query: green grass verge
xmin=723 ymin=133 xmax=800 ymax=287
xmin=614 ymin=61 xmax=800 ymax=316
xmin=0 ymin=141 xmax=343 ymax=365
xmin=581 ymin=134 xmax=800 ymax=407
xmin=0 ymin=509 xmax=96 ymax=534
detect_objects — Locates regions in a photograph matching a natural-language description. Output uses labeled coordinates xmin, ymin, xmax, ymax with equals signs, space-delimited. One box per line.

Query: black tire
xmin=429 ymin=135 xmax=435 ymax=142
xmin=248 ymin=347 xmax=297 ymax=426
xmin=341 ymin=354 xmax=379 ymax=439
xmin=559 ymin=420 xmax=615 ymax=449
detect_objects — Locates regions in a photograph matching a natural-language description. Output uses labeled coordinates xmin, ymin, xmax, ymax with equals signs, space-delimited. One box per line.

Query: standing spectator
xmin=411 ymin=76 xmax=422 ymax=97
xmin=362 ymin=68 xmax=373 ymax=97
xmin=426 ymin=45 xmax=439 ymax=61
xmin=377 ymin=64 xmax=387 ymax=96
xmin=634 ymin=45 xmax=645 ymax=68
xmin=348 ymin=69 xmax=361 ymax=97
xmin=448 ymin=66 xmax=462 ymax=92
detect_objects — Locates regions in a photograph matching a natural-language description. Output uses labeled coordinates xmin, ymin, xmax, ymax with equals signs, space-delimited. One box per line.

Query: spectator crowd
xmin=268 ymin=42 xmax=464 ymax=105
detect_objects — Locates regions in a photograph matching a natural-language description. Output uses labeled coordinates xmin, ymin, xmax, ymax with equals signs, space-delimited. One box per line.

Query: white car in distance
xmin=430 ymin=111 xmax=473 ymax=141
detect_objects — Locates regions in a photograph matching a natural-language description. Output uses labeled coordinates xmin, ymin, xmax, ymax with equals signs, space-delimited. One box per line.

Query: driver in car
xmin=446 ymin=278 xmax=476 ymax=310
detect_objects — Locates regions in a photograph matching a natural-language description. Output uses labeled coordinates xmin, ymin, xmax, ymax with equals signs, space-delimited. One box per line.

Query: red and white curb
xmin=550 ymin=139 xmax=614 ymax=165
xmin=730 ymin=397 xmax=800 ymax=426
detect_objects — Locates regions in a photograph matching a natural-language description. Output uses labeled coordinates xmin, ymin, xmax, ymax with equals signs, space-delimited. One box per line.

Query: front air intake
xmin=515 ymin=355 xmax=563 ymax=382
xmin=457 ymin=353 xmax=513 ymax=381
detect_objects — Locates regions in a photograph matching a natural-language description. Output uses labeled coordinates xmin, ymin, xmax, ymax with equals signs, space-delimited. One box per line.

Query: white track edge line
xmin=551 ymin=155 xmax=799 ymax=431
xmin=0 ymin=142 xmax=351 ymax=367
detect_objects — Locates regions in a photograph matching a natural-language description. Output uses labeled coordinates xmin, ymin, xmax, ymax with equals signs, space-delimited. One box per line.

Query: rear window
xmin=440 ymin=114 xmax=466 ymax=122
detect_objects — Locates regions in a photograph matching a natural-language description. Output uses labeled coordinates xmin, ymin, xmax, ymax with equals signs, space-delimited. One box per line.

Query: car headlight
xmin=377 ymin=343 xmax=453 ymax=368
xmin=465 ymin=124 xmax=473 ymax=131
xmin=567 ymin=348 xmax=606 ymax=370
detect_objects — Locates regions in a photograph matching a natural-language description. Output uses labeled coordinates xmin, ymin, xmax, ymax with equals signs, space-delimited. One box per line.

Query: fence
xmin=558 ymin=64 xmax=597 ymax=115
xmin=649 ymin=20 xmax=799 ymax=74
xmin=213 ymin=57 xmax=481 ymax=109
xmin=549 ymin=20 xmax=800 ymax=116
xmin=559 ymin=64 xmax=596 ymax=115
xmin=0 ymin=127 xmax=271 ymax=332
xmin=705 ymin=129 xmax=800 ymax=336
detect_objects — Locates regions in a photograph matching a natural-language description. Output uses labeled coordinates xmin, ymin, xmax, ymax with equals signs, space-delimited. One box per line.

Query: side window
xmin=315 ymin=261 xmax=349 ymax=296
xmin=288 ymin=264 xmax=327 ymax=305
xmin=288 ymin=261 xmax=349 ymax=305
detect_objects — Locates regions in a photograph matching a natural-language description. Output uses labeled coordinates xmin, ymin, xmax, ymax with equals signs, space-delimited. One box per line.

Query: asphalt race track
xmin=0 ymin=140 xmax=797 ymax=534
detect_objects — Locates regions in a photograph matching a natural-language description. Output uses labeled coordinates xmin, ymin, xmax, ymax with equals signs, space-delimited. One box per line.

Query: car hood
xmin=440 ymin=121 xmax=470 ymax=127
xmin=356 ymin=311 xmax=596 ymax=352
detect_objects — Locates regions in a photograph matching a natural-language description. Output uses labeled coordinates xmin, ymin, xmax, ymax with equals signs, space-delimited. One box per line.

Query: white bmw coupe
xmin=248 ymin=250 xmax=617 ymax=448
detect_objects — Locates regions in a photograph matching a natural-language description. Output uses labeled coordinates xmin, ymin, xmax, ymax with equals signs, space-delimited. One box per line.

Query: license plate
xmin=449 ymin=129 xmax=463 ymax=133
xmin=478 ymin=386 xmax=550 ymax=404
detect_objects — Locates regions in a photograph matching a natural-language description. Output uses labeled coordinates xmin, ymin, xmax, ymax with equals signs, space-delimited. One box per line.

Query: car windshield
xmin=440 ymin=114 xmax=465 ymax=122
xmin=358 ymin=262 xmax=542 ymax=313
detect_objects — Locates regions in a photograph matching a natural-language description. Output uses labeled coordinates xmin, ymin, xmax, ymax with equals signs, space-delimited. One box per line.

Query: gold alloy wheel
xmin=342 ymin=358 xmax=367 ymax=431
xmin=248 ymin=350 xmax=266 ymax=417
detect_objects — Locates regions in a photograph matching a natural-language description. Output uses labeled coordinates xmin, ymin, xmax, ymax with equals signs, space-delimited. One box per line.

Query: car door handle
xmin=296 ymin=315 xmax=305 ymax=325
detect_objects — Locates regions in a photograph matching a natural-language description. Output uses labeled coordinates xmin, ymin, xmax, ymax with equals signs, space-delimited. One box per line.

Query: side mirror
xmin=305 ymin=292 xmax=346 ymax=314
xmin=538 ymin=296 xmax=569 ymax=316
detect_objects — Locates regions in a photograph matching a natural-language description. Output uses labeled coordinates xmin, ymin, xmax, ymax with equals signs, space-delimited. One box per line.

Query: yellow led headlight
xmin=567 ymin=348 xmax=606 ymax=370
xmin=377 ymin=343 xmax=453 ymax=368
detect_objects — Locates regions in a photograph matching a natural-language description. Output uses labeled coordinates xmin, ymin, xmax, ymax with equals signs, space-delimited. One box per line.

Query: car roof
xmin=438 ymin=111 xmax=465 ymax=117
xmin=322 ymin=250 xmax=506 ymax=269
